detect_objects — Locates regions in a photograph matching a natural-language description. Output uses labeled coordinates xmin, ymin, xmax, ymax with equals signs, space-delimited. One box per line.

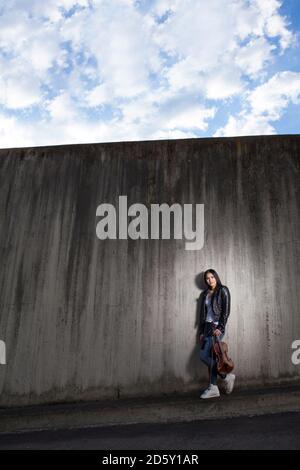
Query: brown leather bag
xmin=212 ymin=336 xmax=234 ymax=374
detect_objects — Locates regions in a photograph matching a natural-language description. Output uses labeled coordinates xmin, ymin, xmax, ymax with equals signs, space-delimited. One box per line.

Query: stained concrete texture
xmin=0 ymin=384 xmax=299 ymax=435
xmin=0 ymin=135 xmax=299 ymax=407
xmin=1 ymin=410 xmax=300 ymax=450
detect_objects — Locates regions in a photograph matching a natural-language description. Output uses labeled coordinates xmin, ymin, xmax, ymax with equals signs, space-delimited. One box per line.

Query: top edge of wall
xmin=0 ymin=134 xmax=300 ymax=153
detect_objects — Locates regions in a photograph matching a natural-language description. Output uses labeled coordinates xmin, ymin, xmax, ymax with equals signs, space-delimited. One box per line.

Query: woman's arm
xmin=199 ymin=293 xmax=206 ymax=335
xmin=218 ymin=286 xmax=231 ymax=334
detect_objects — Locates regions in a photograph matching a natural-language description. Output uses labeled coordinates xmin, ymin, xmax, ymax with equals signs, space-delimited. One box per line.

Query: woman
xmin=199 ymin=269 xmax=235 ymax=399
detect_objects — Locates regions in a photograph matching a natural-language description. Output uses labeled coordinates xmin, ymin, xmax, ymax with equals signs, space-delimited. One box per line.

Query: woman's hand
xmin=199 ymin=334 xmax=204 ymax=344
xmin=213 ymin=329 xmax=222 ymax=337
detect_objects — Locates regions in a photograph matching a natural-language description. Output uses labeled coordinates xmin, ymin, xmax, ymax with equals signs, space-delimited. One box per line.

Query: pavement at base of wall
xmin=0 ymin=383 xmax=299 ymax=436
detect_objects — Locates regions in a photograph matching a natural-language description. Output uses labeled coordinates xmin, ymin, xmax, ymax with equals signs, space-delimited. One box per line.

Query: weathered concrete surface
xmin=0 ymin=384 xmax=299 ymax=435
xmin=1 ymin=410 xmax=300 ymax=450
xmin=0 ymin=135 xmax=299 ymax=407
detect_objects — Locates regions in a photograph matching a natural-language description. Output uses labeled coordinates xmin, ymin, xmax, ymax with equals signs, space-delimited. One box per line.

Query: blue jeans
xmin=199 ymin=323 xmax=225 ymax=386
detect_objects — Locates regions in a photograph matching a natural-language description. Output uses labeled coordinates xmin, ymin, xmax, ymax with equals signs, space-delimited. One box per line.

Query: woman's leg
xmin=200 ymin=332 xmax=226 ymax=385
xmin=199 ymin=335 xmax=218 ymax=385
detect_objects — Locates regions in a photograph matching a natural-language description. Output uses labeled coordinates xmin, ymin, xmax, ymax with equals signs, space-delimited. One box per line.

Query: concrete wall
xmin=0 ymin=135 xmax=299 ymax=407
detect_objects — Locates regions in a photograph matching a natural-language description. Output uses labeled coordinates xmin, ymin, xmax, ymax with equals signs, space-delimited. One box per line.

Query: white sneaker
xmin=200 ymin=384 xmax=220 ymax=399
xmin=221 ymin=373 xmax=236 ymax=394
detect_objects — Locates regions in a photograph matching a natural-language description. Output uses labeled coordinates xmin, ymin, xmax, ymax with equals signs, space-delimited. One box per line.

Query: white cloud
xmin=214 ymin=114 xmax=276 ymax=137
xmin=151 ymin=129 xmax=198 ymax=140
xmin=235 ymin=37 xmax=276 ymax=77
xmin=248 ymin=71 xmax=300 ymax=119
xmin=234 ymin=0 xmax=291 ymax=48
xmin=215 ymin=71 xmax=300 ymax=137
xmin=22 ymin=30 xmax=61 ymax=73
xmin=118 ymin=94 xmax=157 ymax=123
xmin=0 ymin=0 xmax=297 ymax=147
xmin=47 ymin=91 xmax=79 ymax=121
xmin=254 ymin=0 xmax=292 ymax=50
xmin=85 ymin=83 xmax=111 ymax=107
xmin=165 ymin=105 xmax=215 ymax=130
xmin=0 ymin=113 xmax=35 ymax=148
xmin=266 ymin=13 xmax=293 ymax=50
xmin=62 ymin=1 xmax=159 ymax=99
xmin=0 ymin=74 xmax=42 ymax=109
xmin=155 ymin=0 xmax=293 ymax=100
xmin=155 ymin=0 xmax=237 ymax=67
xmin=115 ymin=88 xmax=216 ymax=138
xmin=8 ymin=0 xmax=90 ymax=23
xmin=165 ymin=57 xmax=201 ymax=92
xmin=204 ymin=65 xmax=243 ymax=100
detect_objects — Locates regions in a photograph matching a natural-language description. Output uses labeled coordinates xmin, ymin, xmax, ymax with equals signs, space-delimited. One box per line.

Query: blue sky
xmin=0 ymin=0 xmax=299 ymax=148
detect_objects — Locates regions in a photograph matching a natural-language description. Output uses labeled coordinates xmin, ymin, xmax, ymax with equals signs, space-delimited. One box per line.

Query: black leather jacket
xmin=199 ymin=285 xmax=231 ymax=335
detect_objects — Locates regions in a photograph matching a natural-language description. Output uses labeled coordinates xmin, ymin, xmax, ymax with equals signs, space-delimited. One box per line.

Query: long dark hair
xmin=204 ymin=269 xmax=223 ymax=290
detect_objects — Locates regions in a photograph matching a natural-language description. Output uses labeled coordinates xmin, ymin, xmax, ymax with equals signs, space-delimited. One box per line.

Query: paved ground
xmin=1 ymin=384 xmax=300 ymax=434
xmin=0 ymin=384 xmax=299 ymax=450
xmin=0 ymin=411 xmax=299 ymax=449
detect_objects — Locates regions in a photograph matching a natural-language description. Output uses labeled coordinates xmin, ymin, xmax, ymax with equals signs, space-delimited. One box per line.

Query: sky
xmin=0 ymin=0 xmax=299 ymax=148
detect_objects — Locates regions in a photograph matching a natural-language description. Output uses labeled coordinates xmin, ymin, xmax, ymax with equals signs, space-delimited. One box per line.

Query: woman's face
xmin=206 ymin=272 xmax=217 ymax=289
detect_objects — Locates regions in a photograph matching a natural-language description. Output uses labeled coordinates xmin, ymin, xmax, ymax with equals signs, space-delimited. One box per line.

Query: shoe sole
xmin=200 ymin=393 xmax=220 ymax=399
